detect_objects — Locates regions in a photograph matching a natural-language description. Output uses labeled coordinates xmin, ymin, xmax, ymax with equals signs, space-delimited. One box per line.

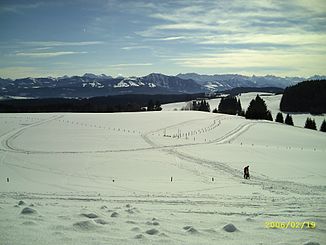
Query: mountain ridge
xmin=0 ymin=72 xmax=324 ymax=99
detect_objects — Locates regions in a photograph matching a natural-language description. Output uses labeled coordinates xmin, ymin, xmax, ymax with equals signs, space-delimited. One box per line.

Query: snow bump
xmin=222 ymin=223 xmax=238 ymax=232
xmin=21 ymin=207 xmax=37 ymax=215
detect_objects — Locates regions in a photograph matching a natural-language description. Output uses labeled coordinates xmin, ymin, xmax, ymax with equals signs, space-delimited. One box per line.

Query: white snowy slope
xmin=0 ymin=111 xmax=325 ymax=245
xmin=162 ymin=92 xmax=326 ymax=129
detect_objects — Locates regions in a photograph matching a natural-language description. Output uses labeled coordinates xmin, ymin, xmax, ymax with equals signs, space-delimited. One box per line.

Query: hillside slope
xmin=0 ymin=111 xmax=325 ymax=245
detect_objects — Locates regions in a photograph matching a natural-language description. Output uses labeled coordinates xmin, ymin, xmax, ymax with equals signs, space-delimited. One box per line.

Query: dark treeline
xmin=280 ymin=79 xmax=326 ymax=114
xmin=0 ymin=93 xmax=204 ymax=113
xmin=191 ymin=100 xmax=210 ymax=112
xmin=215 ymin=96 xmax=242 ymax=115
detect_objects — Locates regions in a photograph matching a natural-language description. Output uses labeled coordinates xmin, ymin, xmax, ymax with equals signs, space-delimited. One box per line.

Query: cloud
xmin=121 ymin=46 xmax=150 ymax=50
xmin=170 ymin=49 xmax=326 ymax=76
xmin=154 ymin=36 xmax=188 ymax=41
xmin=15 ymin=51 xmax=87 ymax=58
xmin=0 ymin=66 xmax=41 ymax=79
xmin=0 ymin=2 xmax=43 ymax=14
xmin=21 ymin=41 xmax=104 ymax=47
xmin=109 ymin=63 xmax=152 ymax=67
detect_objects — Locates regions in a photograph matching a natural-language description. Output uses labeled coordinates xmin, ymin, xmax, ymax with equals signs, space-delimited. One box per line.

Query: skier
xmin=244 ymin=166 xmax=250 ymax=179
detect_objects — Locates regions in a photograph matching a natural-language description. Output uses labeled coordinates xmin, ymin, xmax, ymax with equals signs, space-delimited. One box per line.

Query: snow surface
xmin=0 ymin=111 xmax=325 ymax=245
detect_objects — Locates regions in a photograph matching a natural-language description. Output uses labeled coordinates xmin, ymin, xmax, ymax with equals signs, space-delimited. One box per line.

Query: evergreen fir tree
xmin=320 ymin=119 xmax=326 ymax=132
xmin=305 ymin=117 xmax=317 ymax=130
xmin=245 ymin=95 xmax=270 ymax=120
xmin=285 ymin=114 xmax=294 ymax=126
xmin=275 ymin=112 xmax=284 ymax=123
xmin=237 ymin=99 xmax=242 ymax=115
xmin=266 ymin=110 xmax=273 ymax=121
xmin=218 ymin=96 xmax=239 ymax=115
xmin=212 ymin=108 xmax=218 ymax=113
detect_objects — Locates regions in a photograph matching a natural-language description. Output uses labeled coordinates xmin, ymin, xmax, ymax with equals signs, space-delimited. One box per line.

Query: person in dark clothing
xmin=244 ymin=166 xmax=250 ymax=179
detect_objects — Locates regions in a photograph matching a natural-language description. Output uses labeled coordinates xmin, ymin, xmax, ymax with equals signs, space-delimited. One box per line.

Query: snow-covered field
xmin=0 ymin=110 xmax=325 ymax=244
xmin=162 ymin=92 xmax=326 ymax=129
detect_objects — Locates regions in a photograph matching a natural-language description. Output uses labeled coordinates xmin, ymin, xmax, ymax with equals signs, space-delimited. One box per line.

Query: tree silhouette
xmin=320 ymin=119 xmax=326 ymax=132
xmin=218 ymin=96 xmax=242 ymax=115
xmin=266 ymin=111 xmax=273 ymax=121
xmin=304 ymin=117 xmax=317 ymax=130
xmin=275 ymin=112 xmax=284 ymax=123
xmin=280 ymin=79 xmax=326 ymax=114
xmin=284 ymin=114 xmax=294 ymax=126
xmin=245 ymin=95 xmax=271 ymax=120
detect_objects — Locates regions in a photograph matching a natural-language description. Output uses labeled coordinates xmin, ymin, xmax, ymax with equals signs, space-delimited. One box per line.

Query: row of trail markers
xmin=170 ymin=177 xmax=215 ymax=182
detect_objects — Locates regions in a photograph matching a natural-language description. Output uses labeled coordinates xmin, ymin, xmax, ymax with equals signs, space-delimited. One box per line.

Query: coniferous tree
xmin=275 ymin=112 xmax=284 ymax=123
xmin=304 ymin=117 xmax=317 ymax=130
xmin=218 ymin=96 xmax=240 ymax=115
xmin=212 ymin=108 xmax=218 ymax=113
xmin=284 ymin=114 xmax=294 ymax=126
xmin=280 ymin=79 xmax=326 ymax=114
xmin=237 ymin=99 xmax=242 ymax=115
xmin=188 ymin=100 xmax=210 ymax=112
xmin=320 ymin=119 xmax=326 ymax=132
xmin=266 ymin=110 xmax=273 ymax=121
xmin=245 ymin=95 xmax=270 ymax=120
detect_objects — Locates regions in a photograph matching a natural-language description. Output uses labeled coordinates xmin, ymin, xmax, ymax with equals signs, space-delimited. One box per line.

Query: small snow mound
xmin=246 ymin=218 xmax=255 ymax=222
xmin=111 ymin=212 xmax=119 ymax=217
xmin=146 ymin=220 xmax=160 ymax=226
xmin=73 ymin=220 xmax=97 ymax=230
xmin=94 ymin=219 xmax=108 ymax=225
xmin=81 ymin=213 xmax=98 ymax=219
xmin=29 ymin=203 xmax=35 ymax=207
xmin=126 ymin=209 xmax=135 ymax=214
xmin=21 ymin=207 xmax=37 ymax=215
xmin=304 ymin=242 xmax=320 ymax=245
xmin=145 ymin=228 xmax=159 ymax=235
xmin=159 ymin=232 xmax=168 ymax=237
xmin=131 ymin=227 xmax=141 ymax=232
xmin=187 ymin=227 xmax=199 ymax=234
xmin=100 ymin=205 xmax=107 ymax=210
xmin=134 ymin=234 xmax=145 ymax=239
xmin=18 ymin=200 xmax=26 ymax=205
xmin=183 ymin=226 xmax=199 ymax=234
xmin=223 ymin=223 xmax=238 ymax=232
xmin=126 ymin=220 xmax=137 ymax=224
xmin=183 ymin=225 xmax=192 ymax=230
xmin=126 ymin=204 xmax=131 ymax=208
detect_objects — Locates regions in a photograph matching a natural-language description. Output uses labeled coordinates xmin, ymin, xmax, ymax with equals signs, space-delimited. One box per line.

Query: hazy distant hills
xmin=176 ymin=73 xmax=326 ymax=91
xmin=0 ymin=72 xmax=324 ymax=99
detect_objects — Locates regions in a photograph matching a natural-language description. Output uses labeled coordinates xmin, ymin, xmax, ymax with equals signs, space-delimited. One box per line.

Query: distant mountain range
xmin=177 ymin=73 xmax=325 ymax=91
xmin=0 ymin=73 xmax=325 ymax=99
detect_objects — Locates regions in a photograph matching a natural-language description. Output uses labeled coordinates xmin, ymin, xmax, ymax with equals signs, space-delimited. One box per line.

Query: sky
xmin=0 ymin=0 xmax=325 ymax=78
